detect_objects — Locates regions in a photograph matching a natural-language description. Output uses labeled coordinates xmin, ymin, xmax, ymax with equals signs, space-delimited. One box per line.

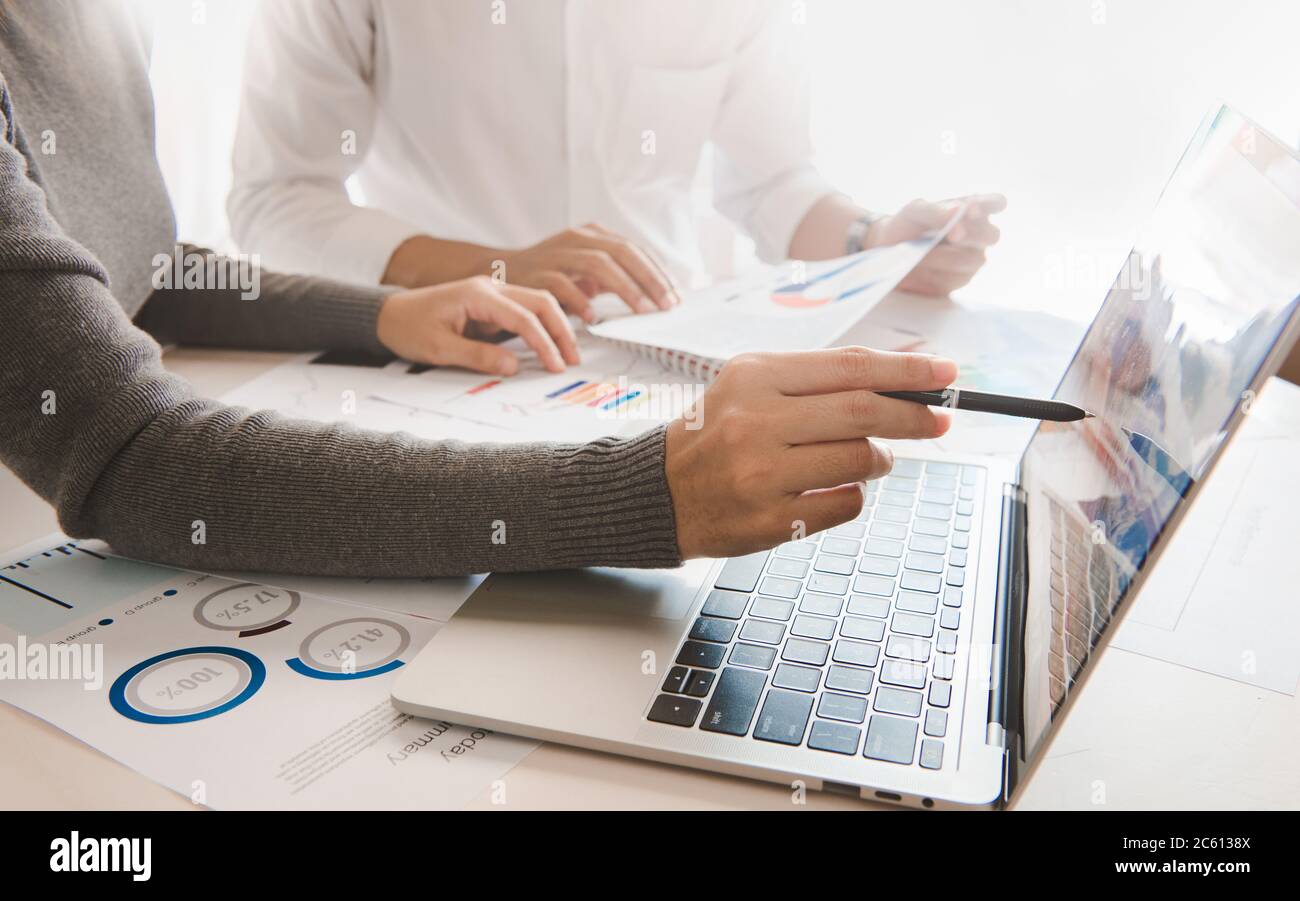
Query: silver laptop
xmin=393 ymin=106 xmax=1300 ymax=808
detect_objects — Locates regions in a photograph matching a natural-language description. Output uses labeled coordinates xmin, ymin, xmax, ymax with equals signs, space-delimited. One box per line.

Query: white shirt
xmin=227 ymin=0 xmax=835 ymax=285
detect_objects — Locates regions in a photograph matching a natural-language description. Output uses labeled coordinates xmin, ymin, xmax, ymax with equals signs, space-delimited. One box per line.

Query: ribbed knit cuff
xmin=540 ymin=425 xmax=683 ymax=569
xmin=301 ymin=278 xmax=399 ymax=358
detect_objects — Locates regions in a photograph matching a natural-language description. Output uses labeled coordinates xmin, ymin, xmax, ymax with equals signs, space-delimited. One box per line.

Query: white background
xmin=144 ymin=0 xmax=1300 ymax=318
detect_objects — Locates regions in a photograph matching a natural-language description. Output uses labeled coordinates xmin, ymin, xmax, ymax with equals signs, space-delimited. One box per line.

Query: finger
xmin=898 ymin=197 xmax=963 ymax=231
xmin=536 ymin=271 xmax=597 ymax=323
xmin=574 ymin=227 xmax=677 ymax=308
xmin=786 ymin=482 xmax=874 ymax=535
xmin=434 ymin=333 xmax=521 ymax=376
xmin=463 ymin=290 xmax=567 ymax=373
xmin=777 ymin=438 xmax=898 ymax=494
xmin=898 ymin=271 xmax=964 ymax=297
xmin=769 ymin=346 xmax=959 ymax=396
xmin=500 ymin=284 xmax=581 ymax=366
xmin=946 ymin=218 xmax=1000 ymax=248
xmin=561 ymin=248 xmax=656 ymax=314
xmin=919 ymin=244 xmax=987 ymax=275
xmin=778 ymin=390 xmax=953 ymax=444
xmin=964 ymin=193 xmax=1008 ymax=215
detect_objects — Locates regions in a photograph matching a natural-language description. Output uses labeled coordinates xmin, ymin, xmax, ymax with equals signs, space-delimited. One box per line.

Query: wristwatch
xmin=845 ymin=212 xmax=887 ymax=255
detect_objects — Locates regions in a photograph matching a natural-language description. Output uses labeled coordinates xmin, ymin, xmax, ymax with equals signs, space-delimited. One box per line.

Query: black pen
xmin=878 ymin=388 xmax=1093 ymax=423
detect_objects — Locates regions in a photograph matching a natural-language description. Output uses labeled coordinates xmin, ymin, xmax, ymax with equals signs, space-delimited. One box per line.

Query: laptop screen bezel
xmin=1003 ymin=105 xmax=1300 ymax=805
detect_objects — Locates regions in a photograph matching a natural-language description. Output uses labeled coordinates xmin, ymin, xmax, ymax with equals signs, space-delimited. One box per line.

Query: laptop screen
xmin=1016 ymin=107 xmax=1300 ymax=764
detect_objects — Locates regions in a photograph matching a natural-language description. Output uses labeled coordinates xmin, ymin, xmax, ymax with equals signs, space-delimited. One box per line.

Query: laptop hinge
xmin=987 ymin=483 xmax=1028 ymax=807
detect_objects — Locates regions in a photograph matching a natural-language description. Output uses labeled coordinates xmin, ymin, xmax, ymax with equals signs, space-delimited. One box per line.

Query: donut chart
xmin=286 ymin=617 xmax=411 ymax=680
xmin=109 ymin=646 xmax=266 ymax=725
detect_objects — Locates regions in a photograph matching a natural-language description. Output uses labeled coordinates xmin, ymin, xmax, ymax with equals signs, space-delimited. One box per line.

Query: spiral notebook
xmin=586 ymin=210 xmax=964 ymax=381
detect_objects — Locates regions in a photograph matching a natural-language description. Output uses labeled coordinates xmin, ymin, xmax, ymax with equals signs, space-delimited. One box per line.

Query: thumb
xmin=438 ymin=334 xmax=520 ymax=376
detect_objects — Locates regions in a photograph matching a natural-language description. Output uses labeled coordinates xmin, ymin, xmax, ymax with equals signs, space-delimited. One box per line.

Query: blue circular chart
xmin=286 ymin=617 xmax=411 ymax=680
xmin=109 ymin=646 xmax=265 ymax=725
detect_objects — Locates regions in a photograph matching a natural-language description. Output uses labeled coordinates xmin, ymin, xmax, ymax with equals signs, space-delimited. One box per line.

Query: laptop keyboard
xmin=647 ymin=459 xmax=984 ymax=771
xmin=1045 ymin=497 xmax=1120 ymax=715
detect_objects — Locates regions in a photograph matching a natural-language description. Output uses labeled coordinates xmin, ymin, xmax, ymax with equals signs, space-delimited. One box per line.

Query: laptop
xmin=392 ymin=106 xmax=1300 ymax=808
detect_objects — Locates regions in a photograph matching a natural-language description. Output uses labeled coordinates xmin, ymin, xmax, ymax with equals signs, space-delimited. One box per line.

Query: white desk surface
xmin=2 ymin=347 xmax=1297 ymax=811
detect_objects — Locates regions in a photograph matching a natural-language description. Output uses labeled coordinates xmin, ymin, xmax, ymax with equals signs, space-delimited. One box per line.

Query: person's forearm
xmin=786 ymin=193 xmax=876 ymax=261
xmin=382 ymin=234 xmax=510 ymax=288
xmin=138 ymin=245 xmax=395 ymax=355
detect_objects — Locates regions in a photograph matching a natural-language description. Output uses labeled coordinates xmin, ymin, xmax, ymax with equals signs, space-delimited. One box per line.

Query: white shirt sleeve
xmin=709 ymin=1 xmax=838 ymax=262
xmin=227 ymin=0 xmax=423 ymax=284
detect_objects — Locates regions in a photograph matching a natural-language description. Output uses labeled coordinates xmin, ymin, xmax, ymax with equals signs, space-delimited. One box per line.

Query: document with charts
xmin=586 ymin=207 xmax=965 ymax=378
xmin=0 ymin=535 xmax=536 ymax=809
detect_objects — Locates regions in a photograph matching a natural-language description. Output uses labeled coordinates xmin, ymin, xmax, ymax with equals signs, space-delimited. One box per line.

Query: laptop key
xmin=874 ymin=506 xmax=912 ymax=524
xmin=808 ymin=720 xmax=862 ymax=755
xmin=858 ymin=555 xmax=900 ymax=577
xmin=840 ymin=615 xmax=886 ymax=642
xmin=699 ymin=667 xmax=767 ymax=735
xmin=905 ymin=552 xmax=945 ymax=574
xmin=939 ymin=608 xmax=960 ymax=630
xmin=870 ymin=521 xmax=908 ymax=540
xmin=885 ymin=635 xmax=931 ymax=662
xmin=891 ymin=459 xmax=923 ymax=478
xmin=936 ymin=630 xmax=958 ymax=654
xmin=891 ymin=611 xmax=935 ymax=638
xmin=952 ymin=531 xmax=970 ymax=550
xmin=790 ymin=614 xmax=837 ymax=641
xmin=874 ymin=686 xmax=923 ymax=716
xmin=799 ymin=592 xmax=843 ymax=617
xmin=942 ymin=586 xmax=964 ymax=608
xmin=820 ymin=534 xmax=860 ymax=555
xmin=920 ymin=739 xmax=944 ymax=769
xmin=933 ymin=655 xmax=956 ymax=680
xmin=864 ymin=714 xmax=917 ymax=764
xmin=814 ymin=553 xmax=855 ymax=576
xmin=648 ymin=694 xmax=702 ymax=727
xmin=776 ymin=541 xmax=817 ymax=560
xmin=768 ymin=557 xmax=809 ymax=579
xmin=818 ymin=691 xmax=868 ymax=723
xmin=753 ymin=689 xmax=814 ymax=745
xmin=915 ymin=503 xmax=952 ymax=521
xmin=901 ymin=571 xmax=942 ymax=593
xmin=677 ymin=641 xmax=725 ymax=669
xmin=662 ymin=665 xmax=690 ymax=693
xmin=750 ymin=597 xmax=795 ymax=621
xmin=833 ymin=639 xmax=881 ymax=668
xmin=847 ymin=594 xmax=891 ymax=618
xmin=783 ymin=637 xmax=831 ymax=666
xmin=895 ymin=590 xmax=938 ymax=614
xmin=690 ymin=616 xmax=737 ymax=643
xmin=852 ymin=574 xmax=894 ymax=597
xmin=682 ymin=669 xmax=714 ymax=697
xmin=865 ymin=537 xmax=904 ymax=558
xmin=924 ymin=708 xmax=948 ymax=737
xmin=772 ymin=663 xmax=822 ymax=692
xmin=910 ymin=533 xmax=947 ymax=554
xmin=823 ymin=664 xmax=873 ymax=694
xmin=760 ymin=576 xmax=802 ymax=599
xmin=949 ymin=548 xmax=968 ymax=568
xmin=913 ymin=519 xmax=950 ymax=538
xmin=739 ymin=618 xmax=787 ymax=645
xmin=830 ymin=521 xmax=867 ymax=539
xmin=808 ymin=572 xmax=850 ymax=595
xmin=928 ymin=681 xmax=952 ymax=708
xmin=946 ymin=568 xmax=966 ymax=588
xmin=715 ymin=552 xmax=770 ymax=593
xmin=880 ymin=658 xmax=927 ymax=689
xmin=701 ymin=588 xmax=749 ymax=620
xmin=729 ymin=642 xmax=777 ymax=670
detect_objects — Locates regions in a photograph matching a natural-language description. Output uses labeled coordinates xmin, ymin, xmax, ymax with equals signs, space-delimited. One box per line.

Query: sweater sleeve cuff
xmin=540 ymin=425 xmax=683 ymax=570
xmin=302 ymin=278 xmax=400 ymax=357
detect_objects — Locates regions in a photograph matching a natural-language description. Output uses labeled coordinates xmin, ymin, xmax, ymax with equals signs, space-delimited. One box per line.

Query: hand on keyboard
xmin=666 ymin=346 xmax=958 ymax=559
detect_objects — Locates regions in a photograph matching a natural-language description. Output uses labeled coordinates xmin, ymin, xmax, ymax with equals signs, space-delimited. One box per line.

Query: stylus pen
xmin=878 ymin=388 xmax=1094 ymax=422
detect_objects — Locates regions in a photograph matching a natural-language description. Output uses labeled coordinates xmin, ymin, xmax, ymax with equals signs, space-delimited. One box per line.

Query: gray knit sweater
xmin=0 ymin=0 xmax=681 ymax=577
